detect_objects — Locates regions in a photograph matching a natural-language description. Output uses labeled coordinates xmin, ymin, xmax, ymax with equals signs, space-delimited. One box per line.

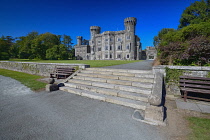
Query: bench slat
xmin=51 ymin=73 xmax=73 ymax=75
xmin=50 ymin=67 xmax=75 ymax=79
xmin=180 ymin=79 xmax=210 ymax=85
xmin=180 ymin=95 xmax=210 ymax=101
xmin=180 ymin=87 xmax=210 ymax=94
xmin=180 ymin=76 xmax=210 ymax=81
xmin=180 ymin=83 xmax=210 ymax=89
xmin=55 ymin=70 xmax=74 ymax=73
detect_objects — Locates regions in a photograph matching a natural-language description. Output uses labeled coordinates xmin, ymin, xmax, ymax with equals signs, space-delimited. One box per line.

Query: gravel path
xmin=102 ymin=60 xmax=153 ymax=70
xmin=0 ymin=75 xmax=167 ymax=140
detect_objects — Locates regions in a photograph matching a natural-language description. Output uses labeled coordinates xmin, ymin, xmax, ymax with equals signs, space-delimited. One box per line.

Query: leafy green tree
xmin=46 ymin=44 xmax=68 ymax=60
xmin=68 ymin=48 xmax=75 ymax=60
xmin=179 ymin=0 xmax=210 ymax=28
xmin=17 ymin=31 xmax=39 ymax=59
xmin=31 ymin=32 xmax=60 ymax=59
xmin=0 ymin=36 xmax=14 ymax=60
xmin=62 ymin=34 xmax=73 ymax=50
xmin=9 ymin=43 xmax=19 ymax=58
xmin=153 ymin=28 xmax=175 ymax=47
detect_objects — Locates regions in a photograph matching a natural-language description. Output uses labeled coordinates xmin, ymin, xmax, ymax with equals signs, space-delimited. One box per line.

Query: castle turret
xmin=77 ymin=36 xmax=82 ymax=46
xmin=89 ymin=26 xmax=101 ymax=60
xmin=124 ymin=17 xmax=137 ymax=33
xmin=124 ymin=17 xmax=137 ymax=60
xmin=90 ymin=26 xmax=101 ymax=39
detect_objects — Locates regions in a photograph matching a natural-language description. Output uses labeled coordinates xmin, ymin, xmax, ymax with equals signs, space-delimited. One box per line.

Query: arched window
xmin=127 ymin=44 xmax=130 ymax=50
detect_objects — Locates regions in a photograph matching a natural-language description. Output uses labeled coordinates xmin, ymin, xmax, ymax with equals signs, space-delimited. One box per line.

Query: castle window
xmin=118 ymin=45 xmax=121 ymax=50
xmin=127 ymin=54 xmax=130 ymax=58
xmin=105 ymin=46 xmax=108 ymax=50
xmin=127 ymin=26 xmax=130 ymax=30
xmin=98 ymin=47 xmax=101 ymax=51
xmin=127 ymin=44 xmax=130 ymax=50
xmin=105 ymin=38 xmax=108 ymax=41
xmin=110 ymin=38 xmax=113 ymax=41
xmin=118 ymin=54 xmax=121 ymax=58
xmin=105 ymin=54 xmax=108 ymax=58
xmin=118 ymin=38 xmax=121 ymax=42
xmin=98 ymin=40 xmax=101 ymax=44
xmin=127 ymin=36 xmax=130 ymax=39
xmin=110 ymin=54 xmax=112 ymax=58
xmin=110 ymin=45 xmax=112 ymax=50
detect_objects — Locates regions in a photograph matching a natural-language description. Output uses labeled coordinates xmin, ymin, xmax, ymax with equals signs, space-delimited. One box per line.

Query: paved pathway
xmin=103 ymin=60 xmax=153 ymax=70
xmin=0 ymin=75 xmax=168 ymax=140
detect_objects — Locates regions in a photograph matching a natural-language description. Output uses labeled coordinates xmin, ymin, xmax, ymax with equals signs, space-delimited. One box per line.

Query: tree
xmin=179 ymin=0 xmax=210 ymax=28
xmin=31 ymin=32 xmax=60 ymax=59
xmin=0 ymin=36 xmax=14 ymax=60
xmin=46 ymin=44 xmax=68 ymax=60
xmin=62 ymin=34 xmax=73 ymax=50
xmin=153 ymin=28 xmax=175 ymax=47
xmin=17 ymin=31 xmax=39 ymax=59
xmin=68 ymin=48 xmax=75 ymax=60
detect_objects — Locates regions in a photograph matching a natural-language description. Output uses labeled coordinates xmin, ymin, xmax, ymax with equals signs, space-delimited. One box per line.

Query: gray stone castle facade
xmin=75 ymin=17 xmax=142 ymax=60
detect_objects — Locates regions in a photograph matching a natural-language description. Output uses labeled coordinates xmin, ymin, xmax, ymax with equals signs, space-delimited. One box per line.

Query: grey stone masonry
xmin=0 ymin=61 xmax=90 ymax=76
xmin=60 ymin=68 xmax=155 ymax=110
xmin=153 ymin=65 xmax=210 ymax=77
xmin=75 ymin=17 xmax=141 ymax=60
xmin=60 ymin=67 xmax=167 ymax=126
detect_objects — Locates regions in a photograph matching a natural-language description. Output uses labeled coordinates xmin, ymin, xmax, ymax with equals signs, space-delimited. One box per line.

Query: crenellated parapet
xmin=90 ymin=26 xmax=101 ymax=30
xmin=90 ymin=26 xmax=101 ymax=38
xmin=124 ymin=17 xmax=137 ymax=25
xmin=77 ymin=36 xmax=82 ymax=39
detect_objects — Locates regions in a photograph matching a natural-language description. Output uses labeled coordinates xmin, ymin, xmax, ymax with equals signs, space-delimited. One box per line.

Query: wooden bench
xmin=179 ymin=76 xmax=210 ymax=102
xmin=50 ymin=66 xmax=76 ymax=79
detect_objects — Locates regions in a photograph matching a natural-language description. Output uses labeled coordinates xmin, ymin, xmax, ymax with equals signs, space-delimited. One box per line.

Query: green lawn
xmin=188 ymin=117 xmax=210 ymax=140
xmin=0 ymin=69 xmax=46 ymax=91
xmin=7 ymin=59 xmax=141 ymax=67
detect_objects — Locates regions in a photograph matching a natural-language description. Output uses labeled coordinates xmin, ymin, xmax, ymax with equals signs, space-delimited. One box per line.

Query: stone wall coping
xmin=0 ymin=61 xmax=89 ymax=66
xmin=153 ymin=65 xmax=210 ymax=71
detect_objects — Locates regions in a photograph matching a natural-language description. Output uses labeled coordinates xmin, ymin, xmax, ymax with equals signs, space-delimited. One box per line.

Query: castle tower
xmin=90 ymin=26 xmax=101 ymax=60
xmin=90 ymin=26 xmax=101 ymax=39
xmin=77 ymin=36 xmax=82 ymax=46
xmin=124 ymin=17 xmax=137 ymax=60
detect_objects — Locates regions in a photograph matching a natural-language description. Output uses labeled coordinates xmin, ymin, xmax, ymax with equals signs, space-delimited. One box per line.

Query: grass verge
xmin=7 ymin=59 xmax=141 ymax=67
xmin=188 ymin=117 xmax=210 ymax=140
xmin=0 ymin=69 xmax=46 ymax=91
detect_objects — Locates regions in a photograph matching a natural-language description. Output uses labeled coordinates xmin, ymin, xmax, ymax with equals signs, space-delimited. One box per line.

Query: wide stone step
xmin=73 ymin=76 xmax=153 ymax=88
xmin=81 ymin=70 xmax=136 ymax=77
xmin=64 ymin=82 xmax=149 ymax=102
xmin=77 ymin=73 xmax=154 ymax=83
xmin=59 ymin=86 xmax=148 ymax=110
xmin=81 ymin=69 xmax=154 ymax=78
xmin=65 ymin=80 xmax=151 ymax=95
xmin=86 ymin=68 xmax=153 ymax=74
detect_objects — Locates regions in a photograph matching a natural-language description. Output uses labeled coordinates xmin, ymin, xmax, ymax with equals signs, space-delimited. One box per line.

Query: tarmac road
xmin=103 ymin=60 xmax=154 ymax=70
xmin=0 ymin=74 xmax=167 ymax=140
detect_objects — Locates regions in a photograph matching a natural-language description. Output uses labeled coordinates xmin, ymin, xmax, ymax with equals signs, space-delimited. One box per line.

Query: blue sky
xmin=0 ymin=0 xmax=198 ymax=50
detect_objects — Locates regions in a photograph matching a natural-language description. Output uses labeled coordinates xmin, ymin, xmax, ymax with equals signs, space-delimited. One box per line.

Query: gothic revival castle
xmin=75 ymin=17 xmax=142 ymax=60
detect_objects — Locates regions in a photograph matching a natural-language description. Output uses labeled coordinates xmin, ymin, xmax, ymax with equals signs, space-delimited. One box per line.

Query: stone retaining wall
xmin=153 ymin=65 xmax=210 ymax=95
xmin=153 ymin=65 xmax=210 ymax=77
xmin=0 ymin=61 xmax=90 ymax=77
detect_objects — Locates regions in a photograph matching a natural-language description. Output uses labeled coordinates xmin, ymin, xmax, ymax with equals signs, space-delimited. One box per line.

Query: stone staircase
xmin=60 ymin=68 xmax=154 ymax=111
